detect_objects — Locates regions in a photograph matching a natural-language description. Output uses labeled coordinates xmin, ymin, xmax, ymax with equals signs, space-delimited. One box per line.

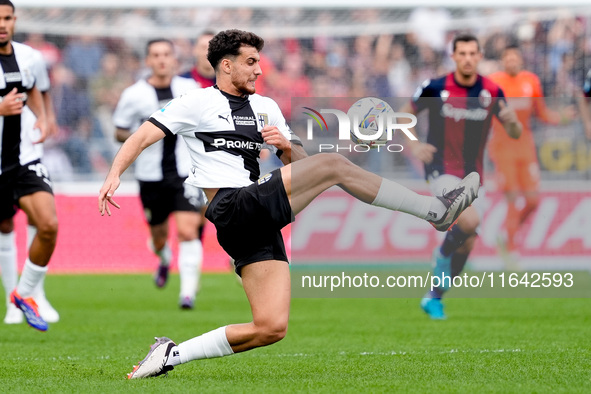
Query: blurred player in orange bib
xmin=488 ymin=44 xmax=567 ymax=263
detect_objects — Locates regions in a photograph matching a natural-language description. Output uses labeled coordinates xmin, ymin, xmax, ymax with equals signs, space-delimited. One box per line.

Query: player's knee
xmin=36 ymin=217 xmax=58 ymax=241
xmin=320 ymin=152 xmax=357 ymax=182
xmin=177 ymin=229 xmax=198 ymax=242
xmin=257 ymin=320 xmax=288 ymax=346
xmin=318 ymin=153 xmax=351 ymax=171
xmin=458 ymin=212 xmax=479 ymax=233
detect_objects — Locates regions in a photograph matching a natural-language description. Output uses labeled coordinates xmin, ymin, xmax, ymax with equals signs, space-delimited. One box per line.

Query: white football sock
xmin=34 ymin=275 xmax=47 ymax=299
xmin=167 ymin=326 xmax=233 ymax=366
xmin=0 ymin=232 xmax=18 ymax=299
xmin=178 ymin=239 xmax=203 ymax=298
xmin=16 ymin=259 xmax=47 ymax=298
xmin=149 ymin=239 xmax=172 ymax=267
xmin=27 ymin=225 xmax=48 ymax=299
xmin=371 ymin=178 xmax=445 ymax=220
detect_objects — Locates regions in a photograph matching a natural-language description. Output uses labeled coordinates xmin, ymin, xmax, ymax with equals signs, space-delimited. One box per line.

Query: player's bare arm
xmin=261 ymin=125 xmax=307 ymax=164
xmin=498 ymin=100 xmax=522 ymax=139
xmin=99 ymin=121 xmax=166 ymax=216
xmin=24 ymin=86 xmax=49 ymax=143
xmin=41 ymin=90 xmax=58 ymax=139
xmin=399 ymin=101 xmax=437 ymax=164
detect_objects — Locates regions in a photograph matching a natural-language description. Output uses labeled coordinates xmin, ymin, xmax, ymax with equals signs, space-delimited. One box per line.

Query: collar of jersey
xmin=214 ymin=84 xmax=250 ymax=102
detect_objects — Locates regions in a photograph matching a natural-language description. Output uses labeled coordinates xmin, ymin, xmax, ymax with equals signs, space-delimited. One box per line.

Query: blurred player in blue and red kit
xmin=401 ymin=33 xmax=522 ymax=319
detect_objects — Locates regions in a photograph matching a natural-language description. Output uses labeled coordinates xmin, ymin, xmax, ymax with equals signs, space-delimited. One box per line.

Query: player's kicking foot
xmin=154 ymin=265 xmax=169 ymax=288
xmin=420 ymin=297 xmax=447 ymax=320
xmin=10 ymin=290 xmax=48 ymax=331
xmin=4 ymin=302 xmax=24 ymax=324
xmin=127 ymin=337 xmax=176 ymax=379
xmin=429 ymin=172 xmax=480 ymax=232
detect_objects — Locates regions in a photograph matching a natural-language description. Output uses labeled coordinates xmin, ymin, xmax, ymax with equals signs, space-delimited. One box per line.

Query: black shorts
xmin=0 ymin=160 xmax=53 ymax=221
xmin=205 ymin=168 xmax=294 ymax=276
xmin=139 ymin=178 xmax=204 ymax=226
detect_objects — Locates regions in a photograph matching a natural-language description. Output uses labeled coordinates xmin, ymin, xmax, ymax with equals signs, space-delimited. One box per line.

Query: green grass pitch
xmin=0 ymin=272 xmax=589 ymax=393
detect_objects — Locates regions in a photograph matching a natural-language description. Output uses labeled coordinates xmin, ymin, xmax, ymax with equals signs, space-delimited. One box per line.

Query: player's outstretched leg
xmin=284 ymin=153 xmax=480 ymax=231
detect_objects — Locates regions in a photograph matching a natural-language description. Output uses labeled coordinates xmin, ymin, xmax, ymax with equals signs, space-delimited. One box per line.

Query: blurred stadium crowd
xmin=12 ymin=6 xmax=591 ymax=181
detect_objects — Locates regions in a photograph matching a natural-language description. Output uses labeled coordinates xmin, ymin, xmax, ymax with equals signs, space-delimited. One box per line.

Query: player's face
xmin=0 ymin=6 xmax=16 ymax=48
xmin=229 ymin=45 xmax=262 ymax=95
xmin=146 ymin=42 xmax=177 ymax=78
xmin=502 ymin=49 xmax=522 ymax=76
xmin=452 ymin=41 xmax=482 ymax=78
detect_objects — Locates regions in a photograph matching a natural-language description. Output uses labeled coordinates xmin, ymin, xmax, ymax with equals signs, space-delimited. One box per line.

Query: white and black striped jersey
xmin=148 ymin=85 xmax=302 ymax=189
xmin=113 ymin=76 xmax=199 ymax=182
xmin=0 ymin=42 xmax=45 ymax=175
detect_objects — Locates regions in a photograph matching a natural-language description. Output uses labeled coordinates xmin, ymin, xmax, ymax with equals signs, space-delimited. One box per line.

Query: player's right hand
xmin=410 ymin=141 xmax=437 ymax=164
xmin=98 ymin=176 xmax=121 ymax=216
xmin=498 ymin=100 xmax=518 ymax=125
xmin=0 ymin=88 xmax=25 ymax=116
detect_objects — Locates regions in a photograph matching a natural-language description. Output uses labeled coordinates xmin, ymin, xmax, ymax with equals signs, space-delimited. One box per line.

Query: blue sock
xmin=428 ymin=288 xmax=444 ymax=299
xmin=428 ymin=252 xmax=470 ymax=299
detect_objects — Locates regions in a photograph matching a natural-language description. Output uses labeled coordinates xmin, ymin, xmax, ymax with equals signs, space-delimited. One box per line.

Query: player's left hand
xmin=32 ymin=118 xmax=49 ymax=144
xmin=98 ymin=176 xmax=121 ymax=216
xmin=261 ymin=125 xmax=290 ymax=152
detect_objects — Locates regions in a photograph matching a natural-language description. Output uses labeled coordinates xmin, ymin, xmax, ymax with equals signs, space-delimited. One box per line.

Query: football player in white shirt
xmin=0 ymin=46 xmax=60 ymax=326
xmin=0 ymin=0 xmax=54 ymax=332
xmin=113 ymin=38 xmax=203 ymax=309
xmin=98 ymin=29 xmax=479 ymax=378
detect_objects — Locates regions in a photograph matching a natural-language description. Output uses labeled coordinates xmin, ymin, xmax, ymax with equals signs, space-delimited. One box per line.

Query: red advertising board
xmin=13 ymin=188 xmax=591 ymax=273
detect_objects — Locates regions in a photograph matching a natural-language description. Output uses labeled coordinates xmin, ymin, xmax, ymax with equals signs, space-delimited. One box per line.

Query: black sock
xmin=440 ymin=226 xmax=471 ymax=257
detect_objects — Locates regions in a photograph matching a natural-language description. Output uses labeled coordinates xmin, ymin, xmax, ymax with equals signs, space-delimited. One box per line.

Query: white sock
xmin=149 ymin=239 xmax=172 ymax=267
xmin=0 ymin=232 xmax=18 ymax=300
xmin=168 ymin=326 xmax=234 ymax=366
xmin=26 ymin=225 xmax=48 ymax=299
xmin=178 ymin=239 xmax=203 ymax=298
xmin=27 ymin=225 xmax=37 ymax=249
xmin=371 ymin=178 xmax=445 ymax=220
xmin=34 ymin=275 xmax=47 ymax=300
xmin=16 ymin=259 xmax=47 ymax=298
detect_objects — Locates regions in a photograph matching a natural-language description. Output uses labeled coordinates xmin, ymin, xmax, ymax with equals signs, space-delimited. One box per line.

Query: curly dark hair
xmin=207 ymin=29 xmax=264 ymax=70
